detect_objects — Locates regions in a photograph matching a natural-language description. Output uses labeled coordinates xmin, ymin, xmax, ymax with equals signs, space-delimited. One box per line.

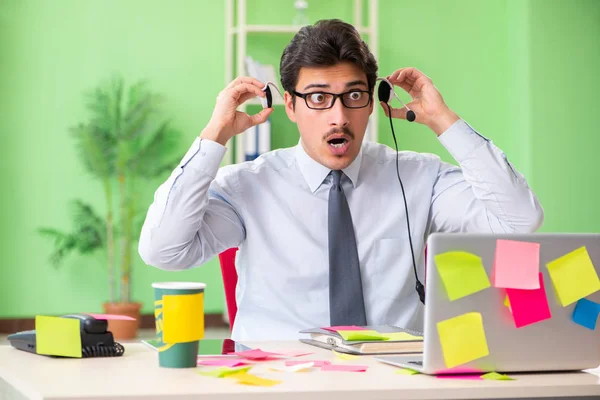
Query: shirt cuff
xmin=437 ymin=119 xmax=489 ymax=162
xmin=179 ymin=137 xmax=227 ymax=178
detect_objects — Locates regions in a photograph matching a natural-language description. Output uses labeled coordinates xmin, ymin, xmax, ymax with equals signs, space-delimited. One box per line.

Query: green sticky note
xmin=435 ymin=251 xmax=491 ymax=301
xmin=198 ymin=366 xmax=251 ymax=378
xmin=437 ymin=312 xmax=489 ymax=369
xmin=481 ymin=372 xmax=515 ymax=381
xmin=384 ymin=332 xmax=423 ymax=341
xmin=546 ymin=246 xmax=600 ymax=306
xmin=337 ymin=330 xmax=389 ymax=341
xmin=35 ymin=315 xmax=82 ymax=358
xmin=396 ymin=368 xmax=420 ymax=375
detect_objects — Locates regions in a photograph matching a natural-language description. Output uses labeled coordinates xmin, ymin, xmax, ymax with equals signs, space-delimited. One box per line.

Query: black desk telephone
xmin=7 ymin=314 xmax=125 ymax=358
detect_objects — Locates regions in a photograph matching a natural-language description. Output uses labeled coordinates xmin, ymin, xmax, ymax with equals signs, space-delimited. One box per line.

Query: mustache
xmin=323 ymin=127 xmax=354 ymax=141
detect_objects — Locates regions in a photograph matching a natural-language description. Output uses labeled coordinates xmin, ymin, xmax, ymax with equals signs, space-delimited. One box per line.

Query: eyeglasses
xmin=291 ymin=90 xmax=372 ymax=110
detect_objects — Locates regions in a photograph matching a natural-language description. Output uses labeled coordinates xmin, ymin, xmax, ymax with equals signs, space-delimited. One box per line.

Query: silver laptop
xmin=376 ymin=232 xmax=600 ymax=375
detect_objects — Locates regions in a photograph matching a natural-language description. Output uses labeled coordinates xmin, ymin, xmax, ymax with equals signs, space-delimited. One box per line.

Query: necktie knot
xmin=331 ymin=170 xmax=343 ymax=190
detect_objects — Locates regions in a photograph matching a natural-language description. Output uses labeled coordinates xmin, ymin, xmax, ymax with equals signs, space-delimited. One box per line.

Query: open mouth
xmin=327 ymin=137 xmax=348 ymax=148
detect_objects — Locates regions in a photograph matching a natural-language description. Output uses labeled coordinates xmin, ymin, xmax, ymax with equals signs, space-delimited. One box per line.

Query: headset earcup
xmin=377 ymin=81 xmax=392 ymax=103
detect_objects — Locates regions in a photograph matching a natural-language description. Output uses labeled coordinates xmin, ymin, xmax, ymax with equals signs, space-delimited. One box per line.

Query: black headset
xmin=377 ymin=78 xmax=425 ymax=305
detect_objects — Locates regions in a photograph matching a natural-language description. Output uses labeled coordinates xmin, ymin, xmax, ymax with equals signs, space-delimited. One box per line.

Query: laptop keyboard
xmin=408 ymin=360 xmax=423 ymax=366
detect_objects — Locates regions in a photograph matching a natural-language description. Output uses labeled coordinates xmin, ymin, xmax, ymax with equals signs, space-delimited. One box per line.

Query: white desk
xmin=1 ymin=341 xmax=599 ymax=400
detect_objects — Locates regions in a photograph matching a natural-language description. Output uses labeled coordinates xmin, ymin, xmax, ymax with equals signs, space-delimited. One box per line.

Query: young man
xmin=139 ymin=19 xmax=543 ymax=340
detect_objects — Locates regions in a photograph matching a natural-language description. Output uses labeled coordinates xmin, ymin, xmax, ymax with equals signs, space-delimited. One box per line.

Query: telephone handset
xmin=7 ymin=313 xmax=125 ymax=358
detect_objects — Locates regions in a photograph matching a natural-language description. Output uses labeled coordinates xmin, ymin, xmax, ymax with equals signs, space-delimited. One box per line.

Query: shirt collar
xmin=295 ymin=139 xmax=363 ymax=193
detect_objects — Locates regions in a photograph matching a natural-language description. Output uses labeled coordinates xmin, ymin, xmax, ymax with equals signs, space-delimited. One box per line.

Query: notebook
xmin=299 ymin=325 xmax=423 ymax=355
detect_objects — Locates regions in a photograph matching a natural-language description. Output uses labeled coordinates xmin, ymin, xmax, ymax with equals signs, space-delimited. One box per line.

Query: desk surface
xmin=1 ymin=341 xmax=599 ymax=400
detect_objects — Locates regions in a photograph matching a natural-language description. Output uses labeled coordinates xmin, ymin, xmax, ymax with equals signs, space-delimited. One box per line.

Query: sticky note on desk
xmin=35 ymin=315 xmax=82 ymax=358
xmin=546 ymin=246 xmax=600 ymax=306
xmin=493 ymin=239 xmax=540 ymax=289
xmin=162 ymin=293 xmax=204 ymax=343
xmin=481 ymin=372 xmax=515 ymax=381
xmin=437 ymin=312 xmax=489 ymax=368
xmin=572 ymin=298 xmax=600 ymax=330
xmin=198 ymin=366 xmax=251 ymax=378
xmin=506 ymin=273 xmax=552 ymax=328
xmin=435 ymin=251 xmax=490 ymax=301
xmin=336 ymin=330 xmax=389 ymax=341
xmin=232 ymin=372 xmax=282 ymax=386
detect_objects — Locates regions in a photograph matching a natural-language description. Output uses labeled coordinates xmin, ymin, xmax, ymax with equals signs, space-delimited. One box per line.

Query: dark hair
xmin=280 ymin=19 xmax=378 ymax=97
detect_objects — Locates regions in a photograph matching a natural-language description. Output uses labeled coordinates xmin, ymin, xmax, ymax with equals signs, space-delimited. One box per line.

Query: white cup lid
xmin=151 ymin=282 xmax=206 ymax=290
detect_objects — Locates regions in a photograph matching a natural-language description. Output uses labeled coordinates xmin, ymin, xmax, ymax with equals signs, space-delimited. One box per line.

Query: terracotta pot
xmin=102 ymin=302 xmax=142 ymax=340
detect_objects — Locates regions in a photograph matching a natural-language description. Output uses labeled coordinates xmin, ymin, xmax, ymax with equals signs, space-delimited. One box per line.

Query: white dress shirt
xmin=139 ymin=119 xmax=543 ymax=340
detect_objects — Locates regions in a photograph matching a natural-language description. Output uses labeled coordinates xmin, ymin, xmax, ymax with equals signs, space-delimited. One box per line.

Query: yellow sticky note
xmin=163 ymin=293 xmax=204 ymax=343
xmin=437 ymin=312 xmax=489 ymax=369
xmin=481 ymin=372 xmax=515 ymax=381
xmin=337 ymin=330 xmax=389 ymax=341
xmin=384 ymin=332 xmax=423 ymax=341
xmin=546 ymin=246 xmax=600 ymax=306
xmin=232 ymin=372 xmax=282 ymax=387
xmin=332 ymin=349 xmax=359 ymax=360
xmin=198 ymin=366 xmax=251 ymax=378
xmin=504 ymin=295 xmax=511 ymax=308
xmin=435 ymin=251 xmax=491 ymax=301
xmin=35 ymin=315 xmax=82 ymax=358
xmin=396 ymin=368 xmax=420 ymax=375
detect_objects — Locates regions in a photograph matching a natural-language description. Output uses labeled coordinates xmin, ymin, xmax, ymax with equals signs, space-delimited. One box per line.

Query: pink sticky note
xmin=321 ymin=364 xmax=368 ymax=372
xmin=493 ymin=239 xmax=540 ymax=289
xmin=231 ymin=349 xmax=284 ymax=360
xmin=506 ymin=273 xmax=552 ymax=328
xmin=197 ymin=359 xmax=247 ymax=368
xmin=437 ymin=374 xmax=483 ymax=380
xmin=86 ymin=313 xmax=136 ymax=321
xmin=322 ymin=326 xmax=367 ymax=332
xmin=286 ymin=360 xmax=331 ymax=367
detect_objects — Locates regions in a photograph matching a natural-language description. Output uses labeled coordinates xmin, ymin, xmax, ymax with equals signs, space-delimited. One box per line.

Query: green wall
xmin=0 ymin=0 xmax=598 ymax=319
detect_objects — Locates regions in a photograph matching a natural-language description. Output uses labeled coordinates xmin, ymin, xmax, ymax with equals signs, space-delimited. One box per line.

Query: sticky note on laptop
xmin=435 ymin=251 xmax=490 ymax=301
xmin=546 ymin=246 xmax=600 ymax=306
xmin=493 ymin=239 xmax=540 ymax=289
xmin=35 ymin=315 xmax=82 ymax=358
xmin=506 ymin=273 xmax=552 ymax=328
xmin=572 ymin=298 xmax=600 ymax=330
xmin=437 ymin=312 xmax=489 ymax=368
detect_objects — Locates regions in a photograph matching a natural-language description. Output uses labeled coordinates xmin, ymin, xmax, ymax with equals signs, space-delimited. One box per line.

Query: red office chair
xmin=217 ymin=246 xmax=429 ymax=331
xmin=218 ymin=248 xmax=239 ymax=331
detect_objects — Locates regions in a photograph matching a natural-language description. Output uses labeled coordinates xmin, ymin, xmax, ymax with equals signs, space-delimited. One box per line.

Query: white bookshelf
xmin=224 ymin=0 xmax=379 ymax=165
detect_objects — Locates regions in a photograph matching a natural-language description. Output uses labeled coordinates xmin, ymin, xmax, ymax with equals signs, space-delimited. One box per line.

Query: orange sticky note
xmin=546 ymin=246 xmax=600 ymax=306
xmin=437 ymin=312 xmax=489 ymax=368
xmin=493 ymin=239 xmax=540 ymax=289
xmin=35 ymin=316 xmax=82 ymax=358
xmin=435 ymin=251 xmax=491 ymax=301
xmin=163 ymin=293 xmax=204 ymax=343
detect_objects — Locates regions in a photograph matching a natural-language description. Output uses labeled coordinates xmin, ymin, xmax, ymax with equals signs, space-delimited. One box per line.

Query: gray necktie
xmin=328 ymin=170 xmax=367 ymax=326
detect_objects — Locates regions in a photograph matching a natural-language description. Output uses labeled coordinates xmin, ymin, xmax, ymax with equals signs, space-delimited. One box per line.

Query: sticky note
xmin=493 ymin=239 xmax=540 ymax=289
xmin=382 ymin=332 xmax=423 ymax=341
xmin=505 ymin=273 xmax=552 ymax=328
xmin=269 ymin=362 xmax=314 ymax=372
xmin=162 ymin=293 xmax=204 ymax=343
xmin=35 ymin=315 xmax=82 ymax=358
xmin=197 ymin=366 xmax=251 ymax=378
xmin=322 ymin=326 xmax=366 ymax=332
xmin=321 ymin=364 xmax=368 ymax=372
xmin=437 ymin=312 xmax=489 ymax=368
xmin=197 ymin=359 xmax=248 ymax=368
xmin=286 ymin=360 xmax=331 ymax=367
xmin=86 ymin=313 xmax=136 ymax=321
xmin=232 ymin=372 xmax=282 ymax=386
xmin=336 ymin=330 xmax=389 ymax=341
xmin=481 ymin=372 xmax=515 ymax=380
xmin=572 ymin=298 xmax=600 ymax=330
xmin=332 ymin=350 xmax=359 ymax=360
xmin=396 ymin=368 xmax=420 ymax=375
xmin=546 ymin=246 xmax=600 ymax=306
xmin=504 ymin=295 xmax=511 ymax=308
xmin=437 ymin=374 xmax=482 ymax=380
xmin=435 ymin=251 xmax=491 ymax=301
xmin=232 ymin=349 xmax=284 ymax=360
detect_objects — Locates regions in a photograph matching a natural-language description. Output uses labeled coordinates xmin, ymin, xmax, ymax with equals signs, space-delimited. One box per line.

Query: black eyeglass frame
xmin=291 ymin=89 xmax=373 ymax=110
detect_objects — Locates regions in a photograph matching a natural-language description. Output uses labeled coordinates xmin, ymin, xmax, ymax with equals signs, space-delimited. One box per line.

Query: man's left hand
xmin=380 ymin=67 xmax=460 ymax=136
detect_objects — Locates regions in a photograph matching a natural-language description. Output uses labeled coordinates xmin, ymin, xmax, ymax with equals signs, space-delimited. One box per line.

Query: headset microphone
xmin=377 ymin=77 xmax=425 ymax=305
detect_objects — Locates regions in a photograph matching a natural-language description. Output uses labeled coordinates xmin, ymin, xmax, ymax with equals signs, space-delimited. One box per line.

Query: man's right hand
xmin=200 ymin=77 xmax=274 ymax=145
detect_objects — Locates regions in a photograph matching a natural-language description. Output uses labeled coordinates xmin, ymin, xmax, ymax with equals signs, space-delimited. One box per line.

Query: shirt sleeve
xmin=429 ymin=119 xmax=544 ymax=234
xmin=138 ymin=138 xmax=245 ymax=270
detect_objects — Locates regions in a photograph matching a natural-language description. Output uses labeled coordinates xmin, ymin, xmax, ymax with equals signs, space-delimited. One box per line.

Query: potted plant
xmin=39 ymin=76 xmax=182 ymax=339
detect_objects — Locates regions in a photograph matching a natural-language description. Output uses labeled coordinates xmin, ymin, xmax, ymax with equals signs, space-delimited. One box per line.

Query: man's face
xmin=284 ymin=62 xmax=374 ymax=171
